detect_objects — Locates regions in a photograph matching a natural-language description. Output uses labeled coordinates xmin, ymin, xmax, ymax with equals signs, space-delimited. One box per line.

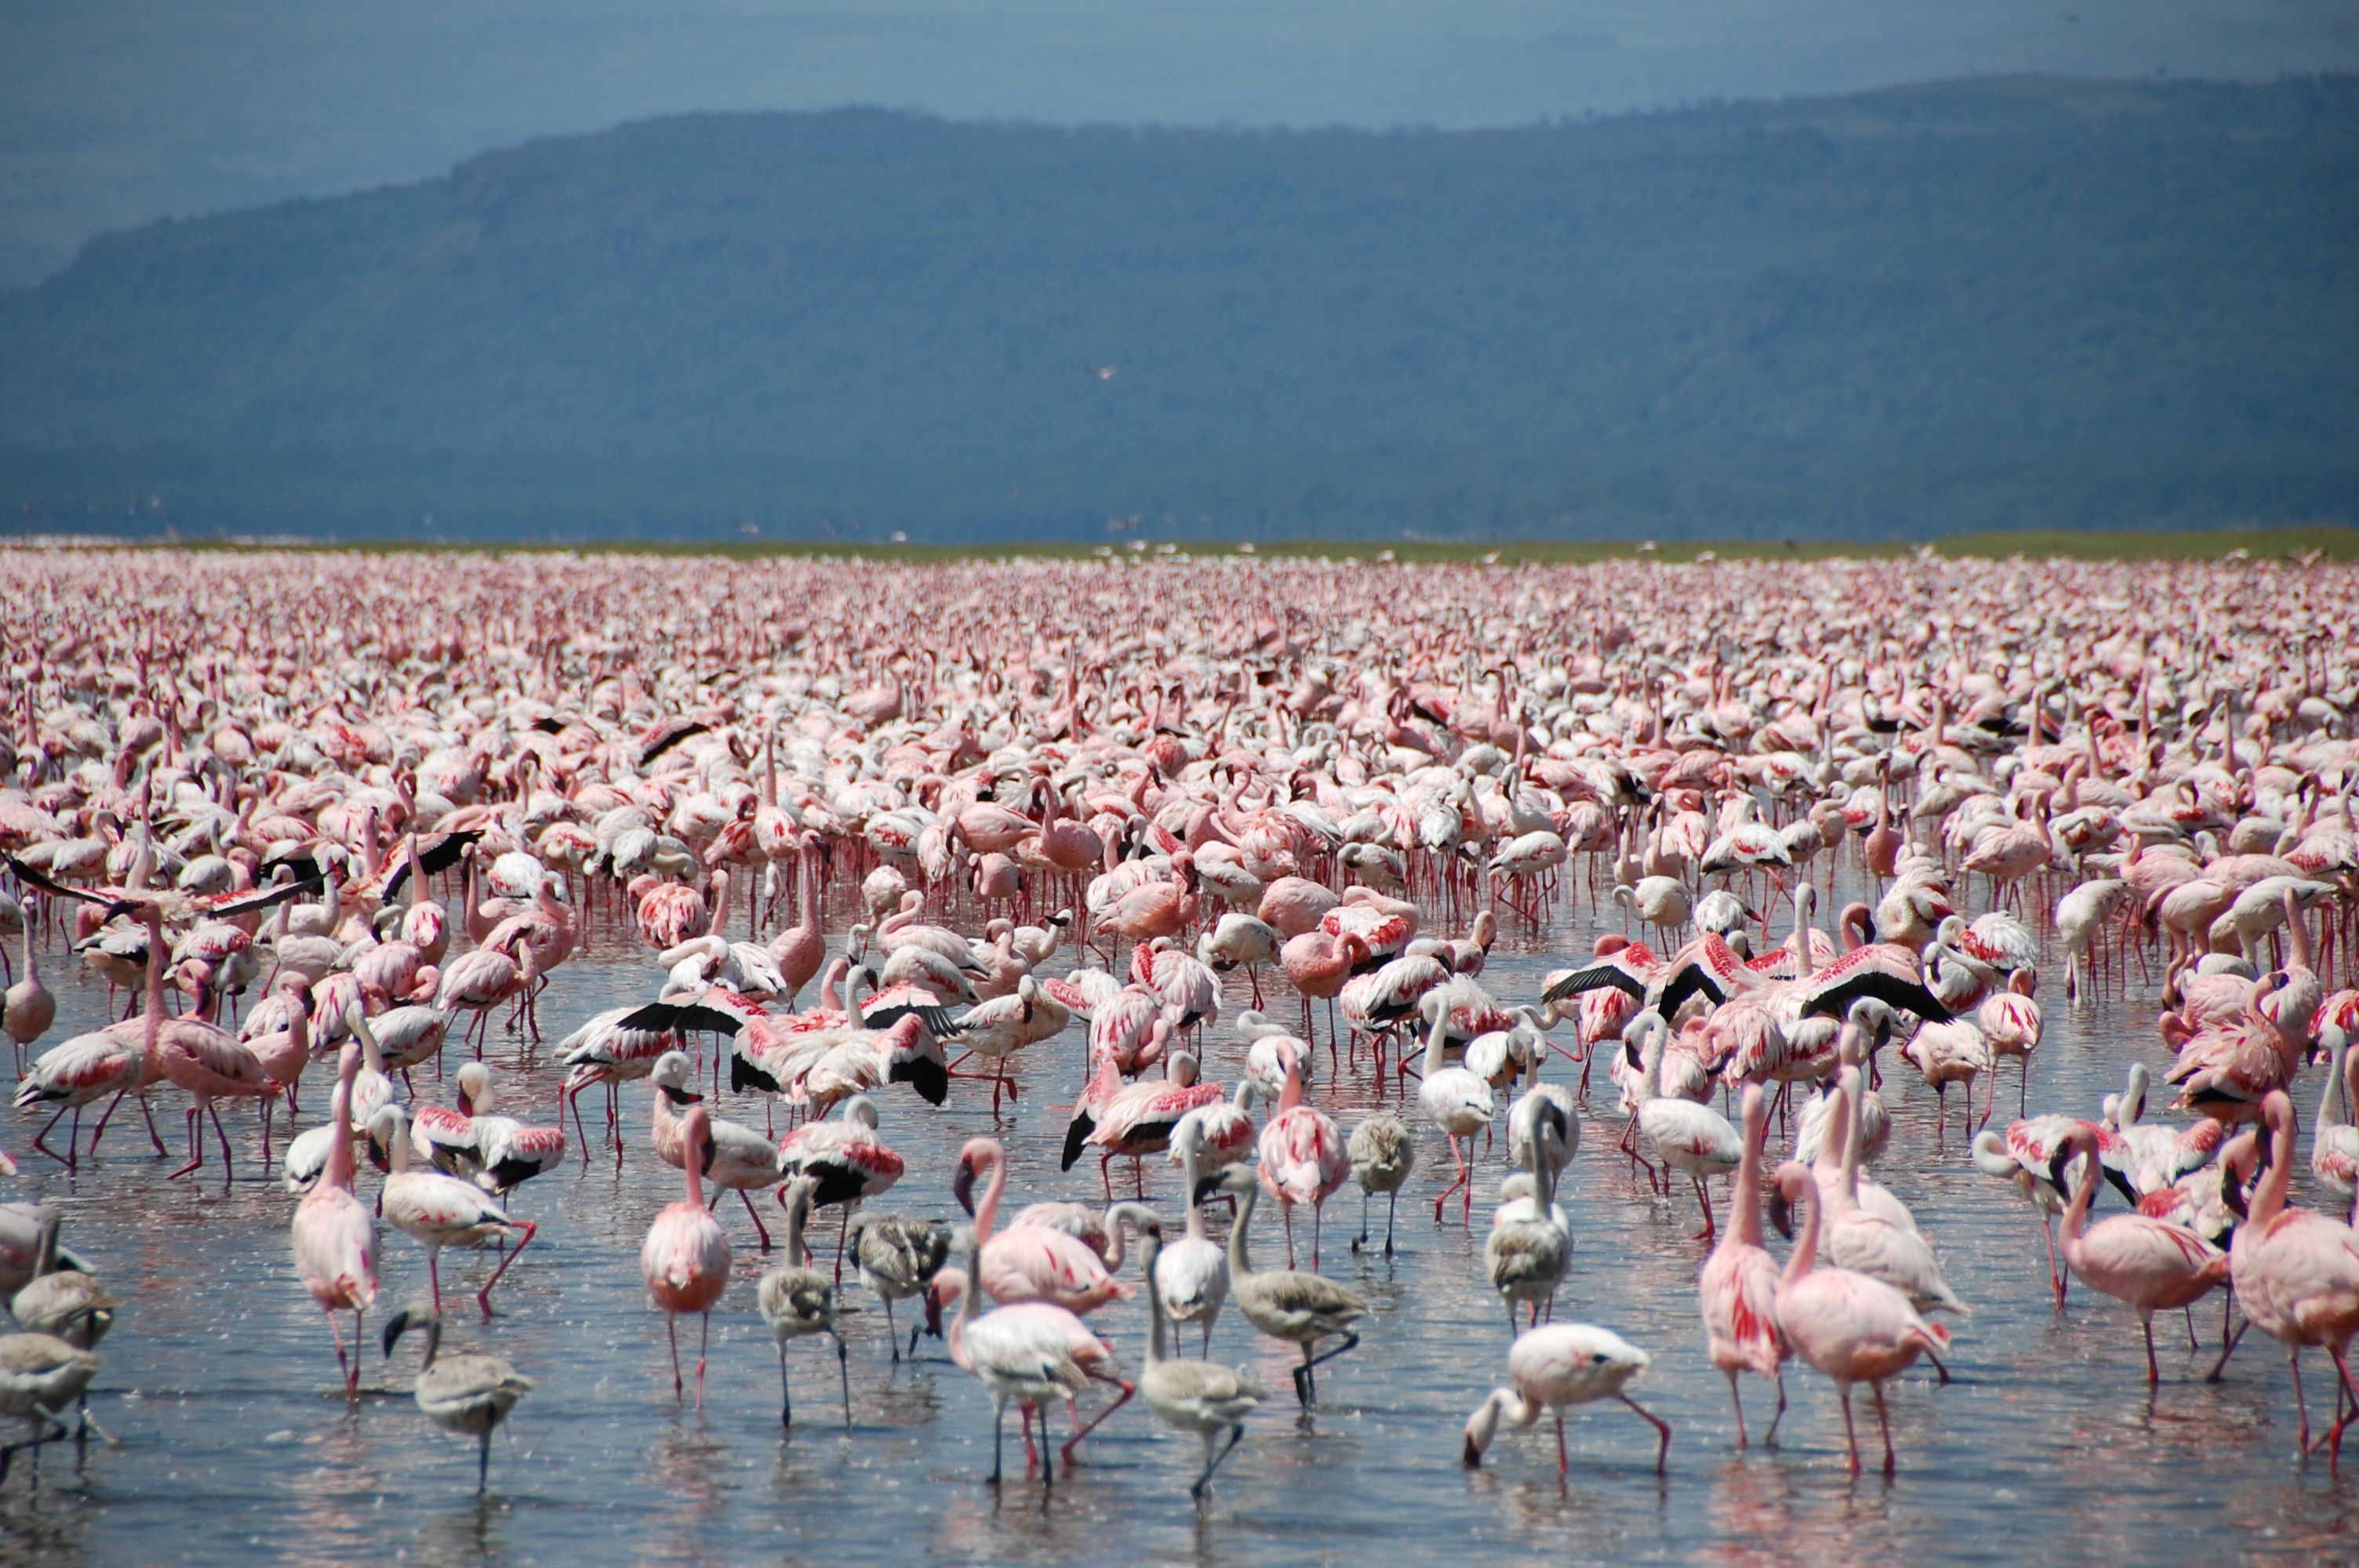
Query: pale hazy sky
xmin=2 ymin=0 xmax=2352 ymax=286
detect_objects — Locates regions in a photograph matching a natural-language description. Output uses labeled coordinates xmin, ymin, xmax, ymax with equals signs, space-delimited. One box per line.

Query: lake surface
xmin=5 ymin=867 xmax=2355 ymax=1568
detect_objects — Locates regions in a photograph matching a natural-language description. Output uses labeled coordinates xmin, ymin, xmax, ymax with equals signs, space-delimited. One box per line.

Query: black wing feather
xmin=1539 ymin=961 xmax=1646 ymax=1006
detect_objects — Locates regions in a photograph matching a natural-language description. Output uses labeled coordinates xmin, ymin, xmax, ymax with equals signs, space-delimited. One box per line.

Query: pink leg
xmin=477 ymin=1221 xmax=536 ymax=1317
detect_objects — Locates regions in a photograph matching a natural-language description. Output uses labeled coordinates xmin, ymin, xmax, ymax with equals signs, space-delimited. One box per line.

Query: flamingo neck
xmin=972 ymin=1146 xmax=1005 ymax=1243
xmin=1227 ymin=1182 xmax=1258 ymax=1280
xmin=2059 ymin=1142 xmax=2099 ymax=1249
xmin=1141 ymin=1241 xmax=1171 ymax=1364
xmin=1838 ymin=1071 xmax=1866 ymax=1200
xmin=325 ymin=1072 xmax=358 ymax=1190
xmin=782 ymin=1183 xmax=809 ymax=1269
xmin=1180 ymin=1139 xmax=1209 ymax=1240
xmin=2248 ymin=1106 xmax=2294 ymax=1229
xmin=1730 ymin=1106 xmax=1765 ymax=1247
xmin=682 ymin=1123 xmax=708 ymax=1207
xmin=140 ymin=913 xmax=166 ymax=1055
xmin=1278 ymin=1059 xmax=1305 ymax=1113
xmin=1779 ymin=1179 xmax=1822 ymax=1288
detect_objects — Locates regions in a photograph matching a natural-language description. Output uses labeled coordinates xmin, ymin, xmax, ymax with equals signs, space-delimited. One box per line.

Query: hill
xmin=2 ymin=74 xmax=2354 ymax=543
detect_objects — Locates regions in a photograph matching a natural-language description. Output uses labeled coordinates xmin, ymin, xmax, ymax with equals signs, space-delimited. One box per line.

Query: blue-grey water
xmin=5 ymin=868 xmax=2354 ymax=1567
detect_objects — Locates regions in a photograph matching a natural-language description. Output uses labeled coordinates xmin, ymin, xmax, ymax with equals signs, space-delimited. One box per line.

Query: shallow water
xmin=5 ymin=870 xmax=2355 ymax=1568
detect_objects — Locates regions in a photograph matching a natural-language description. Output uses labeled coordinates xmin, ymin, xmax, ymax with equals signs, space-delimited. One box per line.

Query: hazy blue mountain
xmin=3 ymin=74 xmax=2353 ymax=543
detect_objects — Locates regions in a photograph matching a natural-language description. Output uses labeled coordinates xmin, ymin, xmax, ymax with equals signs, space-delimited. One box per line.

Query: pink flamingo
xmin=641 ymin=1102 xmax=732 ymax=1406
xmin=1769 ymin=1160 xmax=1950 ymax=1474
xmin=2053 ymin=1124 xmax=2228 ymax=1385
xmin=929 ymin=1226 xmax=1133 ymax=1484
xmin=767 ymin=835 xmax=826 ymax=1002
xmin=1461 ymin=1323 xmax=1670 ymax=1475
xmin=289 ymin=1043 xmax=377 ymax=1396
xmin=153 ymin=944 xmax=280 ymax=1185
xmin=1064 ymin=1040 xmax=1224 ymax=1200
xmin=2223 ymin=1090 xmax=2359 ymax=1461
xmin=1280 ymin=927 xmax=1365 ymax=1056
xmin=434 ymin=934 xmax=540 ymax=1058
xmin=1256 ymin=1048 xmax=1348 ymax=1269
xmin=1698 ymin=1083 xmax=1787 ymax=1446
xmin=370 ymin=1104 xmax=537 ymax=1319
xmin=954 ymin=1136 xmax=1134 ymax=1313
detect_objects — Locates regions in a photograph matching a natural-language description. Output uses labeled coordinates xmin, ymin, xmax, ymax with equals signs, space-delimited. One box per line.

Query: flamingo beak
xmin=951 ymin=1159 xmax=976 ymax=1217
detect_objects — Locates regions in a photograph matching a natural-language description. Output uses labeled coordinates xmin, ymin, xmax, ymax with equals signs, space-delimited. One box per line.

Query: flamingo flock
xmin=0 ymin=543 xmax=2354 ymax=1504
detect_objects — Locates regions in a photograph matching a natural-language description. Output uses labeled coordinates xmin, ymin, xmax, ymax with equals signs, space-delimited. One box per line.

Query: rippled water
xmin=5 ymin=869 xmax=2355 ymax=1568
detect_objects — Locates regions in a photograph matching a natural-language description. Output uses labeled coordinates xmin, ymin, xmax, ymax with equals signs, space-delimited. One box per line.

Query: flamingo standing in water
xmin=368 ymin=1104 xmax=537 ymax=1319
xmin=1256 ymin=1047 xmax=1349 ymax=1269
xmin=954 ymin=1136 xmax=1132 ymax=1314
xmin=152 ymin=940 xmax=279 ymax=1185
xmin=2223 ymin=1091 xmax=2359 ymax=1460
xmin=1416 ymin=989 xmax=1495 ymax=1225
xmin=1461 ymin=1322 xmax=1670 ymax=1475
xmin=2052 ymin=1124 xmax=2228 ymax=1385
xmin=1768 ymin=1160 xmax=1950 ymax=1474
xmin=290 ymin=1044 xmax=377 ymax=1396
xmin=641 ymin=1103 xmax=732 ymax=1406
xmin=1697 ymin=1083 xmax=1788 ymax=1446
xmin=931 ymin=1224 xmax=1132 ymax=1484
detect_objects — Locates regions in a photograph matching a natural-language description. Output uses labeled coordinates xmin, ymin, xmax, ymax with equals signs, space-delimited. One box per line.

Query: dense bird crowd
xmin=0 ymin=545 xmax=2356 ymax=1496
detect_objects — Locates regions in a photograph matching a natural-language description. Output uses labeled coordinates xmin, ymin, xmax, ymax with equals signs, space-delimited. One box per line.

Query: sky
xmin=2 ymin=0 xmax=2353 ymax=288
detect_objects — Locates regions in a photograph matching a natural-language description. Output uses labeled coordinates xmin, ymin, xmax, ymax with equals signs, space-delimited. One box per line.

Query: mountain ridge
xmin=4 ymin=73 xmax=2353 ymax=542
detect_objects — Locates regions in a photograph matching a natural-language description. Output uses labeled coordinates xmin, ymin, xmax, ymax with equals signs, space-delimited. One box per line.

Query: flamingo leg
xmin=1765 ymin=1372 xmax=1787 ymax=1446
xmin=1728 ymin=1370 xmax=1749 ymax=1448
xmin=1872 ymin=1381 xmax=1896 ymax=1475
xmin=1387 ymin=1189 xmax=1398 ymax=1256
xmin=696 ymin=1312 xmax=710 ymax=1410
xmin=989 ymin=1397 xmax=1006 ymax=1484
xmin=325 ymin=1303 xmax=352 ymax=1395
xmin=777 ymin=1341 xmax=794 ymax=1426
xmin=1191 ymin=1423 xmax=1245 ymax=1501
xmin=165 ymin=1104 xmax=205 ymax=1181
xmin=209 ymin=1101 xmax=236 ymax=1188
xmin=737 ymin=1189 xmax=775 ymax=1250
xmin=1838 ymin=1384 xmax=1862 ymax=1473
xmin=1062 ymin=1370 xmax=1135 ymax=1471
xmin=476 ymin=1220 xmax=536 ymax=1317
xmin=834 ymin=1331 xmax=852 ymax=1429
xmin=1621 ymin=1394 xmax=1672 ymax=1473
xmin=29 ymin=1101 xmax=77 ymax=1171
xmin=1434 ymin=1134 xmax=1468 ymax=1223
xmin=666 ymin=1312 xmax=684 ymax=1399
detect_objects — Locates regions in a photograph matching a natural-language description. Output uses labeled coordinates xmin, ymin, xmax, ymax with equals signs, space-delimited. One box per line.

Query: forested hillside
xmin=2 ymin=74 xmax=2352 ymax=542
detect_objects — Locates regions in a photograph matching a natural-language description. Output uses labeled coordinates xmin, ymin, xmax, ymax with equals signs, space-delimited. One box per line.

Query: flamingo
xmin=1134 ymin=1225 xmax=1267 ymax=1502
xmin=1484 ymin=1093 xmax=1572 ymax=1332
xmin=290 ymin=1043 xmax=378 ymax=1396
xmin=368 ymin=1105 xmax=536 ymax=1319
xmin=640 ymin=1102 xmax=732 ymax=1406
xmin=953 ymin=1136 xmax=1132 ymax=1314
xmin=1461 ymin=1323 xmax=1670 ymax=1475
xmin=1768 ymin=1160 xmax=1950 ymax=1475
xmin=758 ymin=1176 xmax=849 ymax=1428
xmin=1256 ymin=1048 xmax=1349 ymax=1269
xmin=380 ymin=1305 xmax=534 ymax=1493
xmin=1346 ymin=1112 xmax=1415 ymax=1257
xmin=847 ymin=1213 xmax=951 ymax=1359
xmin=1416 ymin=986 xmax=1495 ymax=1225
xmin=152 ymin=942 xmax=280 ymax=1185
xmin=1201 ymin=1165 xmax=1367 ymax=1405
xmin=2223 ymin=1091 xmax=2359 ymax=1460
xmin=1623 ymin=1011 xmax=1743 ymax=1240
xmin=1155 ymin=1120 xmax=1231 ymax=1356
xmin=2052 ymin=1125 xmax=2229 ymax=1385
xmin=1699 ymin=1083 xmax=1788 ymax=1446
xmin=932 ymin=1224 xmax=1132 ymax=1485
